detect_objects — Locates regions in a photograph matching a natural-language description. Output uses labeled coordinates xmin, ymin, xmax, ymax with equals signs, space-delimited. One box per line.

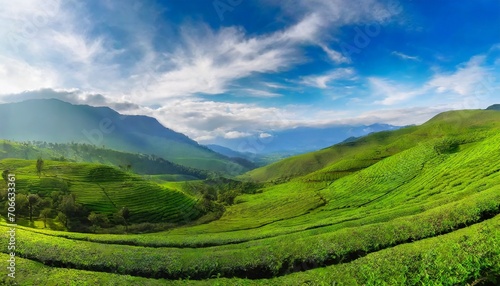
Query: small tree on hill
xmin=1 ymin=170 xmax=9 ymax=184
xmin=57 ymin=212 xmax=68 ymax=228
xmin=36 ymin=158 xmax=44 ymax=177
xmin=39 ymin=208 xmax=52 ymax=228
xmin=27 ymin=194 xmax=40 ymax=221
xmin=58 ymin=194 xmax=78 ymax=228
xmin=88 ymin=212 xmax=109 ymax=233
xmin=120 ymin=207 xmax=130 ymax=232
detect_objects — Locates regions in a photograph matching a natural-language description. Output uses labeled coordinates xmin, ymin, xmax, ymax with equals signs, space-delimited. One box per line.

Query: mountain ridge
xmin=0 ymin=99 xmax=248 ymax=175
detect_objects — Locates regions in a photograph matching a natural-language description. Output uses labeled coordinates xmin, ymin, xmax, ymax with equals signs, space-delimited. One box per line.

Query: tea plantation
xmin=1 ymin=109 xmax=500 ymax=285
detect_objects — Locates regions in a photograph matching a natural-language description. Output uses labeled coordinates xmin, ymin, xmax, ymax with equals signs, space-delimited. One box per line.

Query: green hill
xmin=1 ymin=108 xmax=500 ymax=284
xmin=486 ymin=104 xmax=500 ymax=110
xmin=0 ymin=99 xmax=249 ymax=175
xmin=241 ymin=109 xmax=500 ymax=183
xmin=0 ymin=159 xmax=201 ymax=225
xmin=0 ymin=140 xmax=209 ymax=180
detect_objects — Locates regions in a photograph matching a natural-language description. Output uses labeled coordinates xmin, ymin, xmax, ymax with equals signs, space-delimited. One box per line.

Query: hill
xmin=486 ymin=104 xmax=500 ymax=110
xmin=0 ymin=139 xmax=209 ymax=180
xmin=240 ymin=109 xmax=500 ymax=183
xmin=1 ymin=108 xmax=500 ymax=284
xmin=0 ymin=158 xmax=202 ymax=227
xmin=0 ymin=99 xmax=248 ymax=175
xmin=207 ymin=123 xmax=400 ymax=155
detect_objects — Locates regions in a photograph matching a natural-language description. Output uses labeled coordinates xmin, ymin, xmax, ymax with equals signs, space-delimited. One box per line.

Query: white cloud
xmin=300 ymin=68 xmax=356 ymax=88
xmin=134 ymin=25 xmax=302 ymax=101
xmin=371 ymin=54 xmax=498 ymax=107
xmin=238 ymin=89 xmax=283 ymax=98
xmin=391 ymin=51 xmax=420 ymax=61
xmin=224 ymin=131 xmax=252 ymax=139
xmin=0 ymin=0 xmax=402 ymax=103
xmin=370 ymin=77 xmax=427 ymax=105
xmin=320 ymin=44 xmax=351 ymax=64
xmin=127 ymin=0 xmax=402 ymax=101
xmin=259 ymin=133 xmax=272 ymax=138
xmin=52 ymin=32 xmax=105 ymax=65
xmin=263 ymin=82 xmax=289 ymax=89
xmin=0 ymin=56 xmax=58 ymax=94
xmin=427 ymin=55 xmax=488 ymax=96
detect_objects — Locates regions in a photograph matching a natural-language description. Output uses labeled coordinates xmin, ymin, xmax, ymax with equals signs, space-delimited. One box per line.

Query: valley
xmin=0 ymin=106 xmax=499 ymax=284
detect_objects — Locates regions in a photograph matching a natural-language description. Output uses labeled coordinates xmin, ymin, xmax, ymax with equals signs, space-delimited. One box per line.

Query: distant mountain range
xmin=208 ymin=123 xmax=401 ymax=156
xmin=0 ymin=99 xmax=249 ymax=175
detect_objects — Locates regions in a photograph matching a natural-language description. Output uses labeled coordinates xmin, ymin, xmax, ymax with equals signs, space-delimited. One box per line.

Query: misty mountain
xmin=209 ymin=124 xmax=400 ymax=155
xmin=0 ymin=99 xmax=249 ymax=175
xmin=486 ymin=104 xmax=500 ymax=111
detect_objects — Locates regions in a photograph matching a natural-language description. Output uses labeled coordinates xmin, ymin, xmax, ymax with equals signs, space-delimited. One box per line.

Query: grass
xmin=1 ymin=108 xmax=500 ymax=284
xmin=0 ymin=139 xmax=209 ymax=180
xmin=2 ymin=213 xmax=498 ymax=286
xmin=0 ymin=159 xmax=201 ymax=224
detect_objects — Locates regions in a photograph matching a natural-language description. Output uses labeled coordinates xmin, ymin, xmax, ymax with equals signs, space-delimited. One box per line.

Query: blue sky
xmin=0 ymin=0 xmax=499 ymax=142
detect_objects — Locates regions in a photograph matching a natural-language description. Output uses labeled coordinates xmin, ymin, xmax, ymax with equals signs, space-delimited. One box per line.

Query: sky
xmin=0 ymin=0 xmax=499 ymax=143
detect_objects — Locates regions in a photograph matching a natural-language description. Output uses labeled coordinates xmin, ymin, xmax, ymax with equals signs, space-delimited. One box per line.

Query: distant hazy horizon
xmin=1 ymin=0 xmax=498 ymax=143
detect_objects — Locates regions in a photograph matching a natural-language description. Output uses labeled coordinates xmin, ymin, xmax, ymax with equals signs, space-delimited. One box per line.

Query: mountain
xmin=0 ymin=99 xmax=248 ymax=175
xmin=486 ymin=104 xmax=500 ymax=110
xmin=0 ymin=139 xmax=209 ymax=180
xmin=209 ymin=123 xmax=400 ymax=155
xmin=240 ymin=109 xmax=500 ymax=182
xmin=8 ymin=107 xmax=500 ymax=284
xmin=205 ymin=144 xmax=252 ymax=159
xmin=205 ymin=144 xmax=292 ymax=166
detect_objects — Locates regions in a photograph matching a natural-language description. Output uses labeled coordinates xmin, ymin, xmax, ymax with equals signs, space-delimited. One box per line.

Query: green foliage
xmin=1 ymin=170 xmax=8 ymax=183
xmin=434 ymin=137 xmax=460 ymax=154
xmin=27 ymin=193 xmax=40 ymax=222
xmin=1 ymin=108 xmax=500 ymax=284
xmin=0 ymin=140 xmax=210 ymax=180
xmin=0 ymin=159 xmax=202 ymax=231
xmin=39 ymin=208 xmax=52 ymax=228
xmin=36 ymin=157 xmax=44 ymax=177
xmin=88 ymin=212 xmax=109 ymax=232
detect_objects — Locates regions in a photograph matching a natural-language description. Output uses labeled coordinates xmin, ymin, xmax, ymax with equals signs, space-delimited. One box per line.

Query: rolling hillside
xmin=207 ymin=123 xmax=400 ymax=155
xmin=0 ymin=99 xmax=249 ymax=175
xmin=0 ymin=140 xmax=209 ymax=180
xmin=0 ymin=107 xmax=499 ymax=284
xmin=0 ymin=159 xmax=201 ymax=224
xmin=240 ymin=108 xmax=500 ymax=183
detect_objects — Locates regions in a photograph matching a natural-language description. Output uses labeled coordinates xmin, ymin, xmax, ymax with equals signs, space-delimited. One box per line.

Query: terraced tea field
xmin=1 ymin=109 xmax=500 ymax=284
xmin=0 ymin=159 xmax=201 ymax=224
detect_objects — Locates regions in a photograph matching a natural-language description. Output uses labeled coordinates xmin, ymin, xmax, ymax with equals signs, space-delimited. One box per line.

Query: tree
xmin=15 ymin=194 xmax=28 ymax=216
xmin=27 ymin=194 xmax=40 ymax=221
xmin=59 ymin=194 xmax=77 ymax=216
xmin=217 ymin=189 xmax=239 ymax=206
xmin=88 ymin=212 xmax=109 ymax=233
xmin=57 ymin=212 xmax=68 ymax=228
xmin=36 ymin=158 xmax=44 ymax=177
xmin=58 ymin=194 xmax=75 ymax=227
xmin=39 ymin=208 xmax=52 ymax=228
xmin=119 ymin=207 xmax=130 ymax=232
xmin=1 ymin=170 xmax=9 ymax=184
